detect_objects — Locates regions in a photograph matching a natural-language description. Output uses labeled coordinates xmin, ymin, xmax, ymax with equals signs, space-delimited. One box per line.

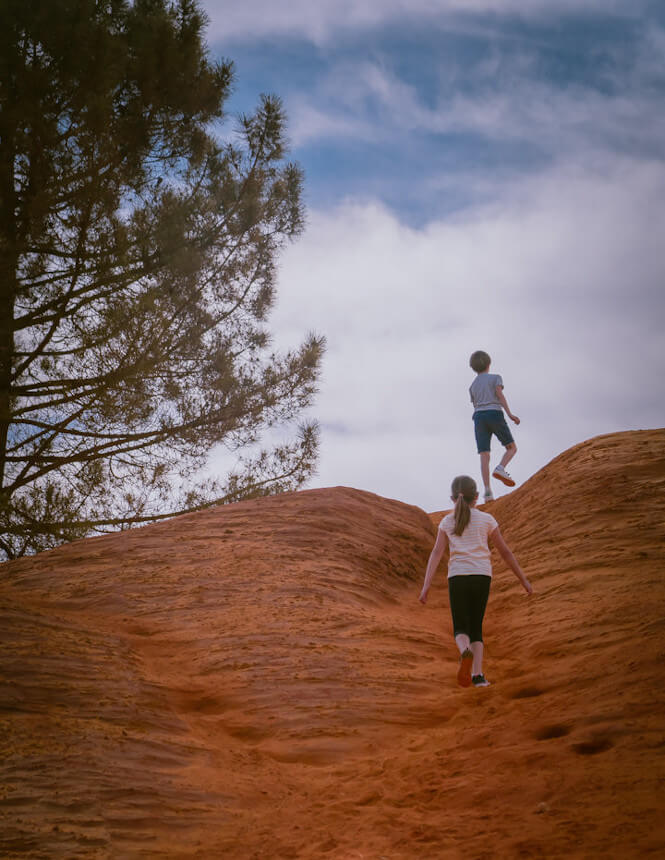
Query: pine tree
xmin=0 ymin=0 xmax=324 ymax=558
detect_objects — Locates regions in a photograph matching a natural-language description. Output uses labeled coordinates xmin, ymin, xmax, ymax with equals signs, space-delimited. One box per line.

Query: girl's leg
xmin=449 ymin=578 xmax=475 ymax=686
xmin=455 ymin=633 xmax=471 ymax=654
xmin=455 ymin=633 xmax=474 ymax=687
xmin=449 ymin=578 xmax=471 ymax=648
xmin=468 ymin=576 xmax=491 ymax=677
xmin=470 ymin=640 xmax=484 ymax=675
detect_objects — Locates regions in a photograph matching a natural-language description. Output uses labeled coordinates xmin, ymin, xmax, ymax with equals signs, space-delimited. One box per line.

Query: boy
xmin=469 ymin=350 xmax=520 ymax=502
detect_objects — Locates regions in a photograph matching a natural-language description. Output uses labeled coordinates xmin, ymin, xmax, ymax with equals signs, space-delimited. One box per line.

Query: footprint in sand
xmin=533 ymin=724 xmax=571 ymax=740
xmin=572 ymin=736 xmax=614 ymax=755
xmin=508 ymin=686 xmax=545 ymax=699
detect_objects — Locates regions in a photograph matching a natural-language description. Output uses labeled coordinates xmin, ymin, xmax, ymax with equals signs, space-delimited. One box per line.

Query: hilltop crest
xmin=1 ymin=429 xmax=664 ymax=858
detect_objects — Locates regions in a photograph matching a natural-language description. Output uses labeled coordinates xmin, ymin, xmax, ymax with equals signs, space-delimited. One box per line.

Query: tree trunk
xmin=0 ymin=87 xmax=17 ymax=494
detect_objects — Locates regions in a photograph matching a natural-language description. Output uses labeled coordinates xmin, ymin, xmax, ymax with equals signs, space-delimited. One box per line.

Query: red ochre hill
xmin=1 ymin=429 xmax=664 ymax=859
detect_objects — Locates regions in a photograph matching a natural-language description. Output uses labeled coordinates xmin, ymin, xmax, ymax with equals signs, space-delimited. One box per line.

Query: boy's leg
xmin=492 ymin=414 xmax=516 ymax=481
xmin=493 ymin=416 xmax=517 ymax=486
xmin=474 ymin=414 xmax=492 ymax=493
xmin=480 ymin=451 xmax=491 ymax=491
xmin=499 ymin=441 xmax=517 ymax=469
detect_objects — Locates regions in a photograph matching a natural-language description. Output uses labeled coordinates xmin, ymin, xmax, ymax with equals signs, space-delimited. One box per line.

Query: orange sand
xmin=1 ymin=429 xmax=664 ymax=858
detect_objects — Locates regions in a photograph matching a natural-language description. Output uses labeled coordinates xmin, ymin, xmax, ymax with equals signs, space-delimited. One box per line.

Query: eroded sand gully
xmin=1 ymin=429 xmax=664 ymax=858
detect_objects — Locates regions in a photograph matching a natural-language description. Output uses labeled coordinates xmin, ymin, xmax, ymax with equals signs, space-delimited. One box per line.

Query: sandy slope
xmin=1 ymin=429 xmax=664 ymax=859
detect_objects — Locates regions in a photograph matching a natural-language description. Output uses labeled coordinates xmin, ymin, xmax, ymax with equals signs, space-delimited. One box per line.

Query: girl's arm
xmin=489 ymin=527 xmax=532 ymax=594
xmin=419 ymin=529 xmax=449 ymax=604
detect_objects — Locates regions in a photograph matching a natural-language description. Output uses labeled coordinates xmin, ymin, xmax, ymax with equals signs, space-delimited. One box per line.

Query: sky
xmin=202 ymin=0 xmax=665 ymax=512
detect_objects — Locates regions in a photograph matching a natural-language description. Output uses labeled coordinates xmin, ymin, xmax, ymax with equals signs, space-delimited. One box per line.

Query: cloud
xmin=208 ymin=0 xmax=665 ymax=227
xmin=287 ymin=47 xmax=665 ymax=159
xmin=258 ymin=157 xmax=665 ymax=510
xmin=287 ymin=97 xmax=377 ymax=148
xmin=203 ymin=0 xmax=648 ymax=44
xmin=202 ymin=0 xmax=664 ymax=510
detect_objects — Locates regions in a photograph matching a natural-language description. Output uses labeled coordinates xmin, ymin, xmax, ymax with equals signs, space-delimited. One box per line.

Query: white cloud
xmin=203 ymin=0 xmax=645 ymax=44
xmin=286 ymin=54 xmax=665 ymax=159
xmin=287 ymin=97 xmax=377 ymax=148
xmin=202 ymin=0 xmax=664 ymax=511
xmin=258 ymin=157 xmax=665 ymax=511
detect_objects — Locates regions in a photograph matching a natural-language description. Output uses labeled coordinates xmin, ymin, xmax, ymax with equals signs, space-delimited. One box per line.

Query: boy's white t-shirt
xmin=439 ymin=508 xmax=499 ymax=577
xmin=469 ymin=372 xmax=504 ymax=412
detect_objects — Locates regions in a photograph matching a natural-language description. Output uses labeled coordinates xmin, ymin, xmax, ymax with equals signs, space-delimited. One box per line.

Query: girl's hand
xmin=523 ymin=578 xmax=533 ymax=595
xmin=419 ymin=590 xmax=428 ymax=604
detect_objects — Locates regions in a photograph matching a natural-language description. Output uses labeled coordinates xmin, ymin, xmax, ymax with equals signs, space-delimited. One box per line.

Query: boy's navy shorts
xmin=473 ymin=409 xmax=514 ymax=453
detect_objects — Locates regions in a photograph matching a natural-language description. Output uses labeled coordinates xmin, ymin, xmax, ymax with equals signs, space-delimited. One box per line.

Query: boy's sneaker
xmin=492 ymin=465 xmax=515 ymax=487
xmin=472 ymin=674 xmax=491 ymax=687
xmin=483 ymin=489 xmax=494 ymax=502
xmin=457 ymin=648 xmax=473 ymax=688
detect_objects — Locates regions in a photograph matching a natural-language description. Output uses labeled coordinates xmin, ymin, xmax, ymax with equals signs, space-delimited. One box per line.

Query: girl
xmin=419 ymin=475 xmax=532 ymax=687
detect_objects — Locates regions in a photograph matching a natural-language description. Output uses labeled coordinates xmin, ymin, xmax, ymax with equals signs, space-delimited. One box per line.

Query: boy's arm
xmin=496 ymin=385 xmax=520 ymax=424
xmin=419 ymin=529 xmax=449 ymax=604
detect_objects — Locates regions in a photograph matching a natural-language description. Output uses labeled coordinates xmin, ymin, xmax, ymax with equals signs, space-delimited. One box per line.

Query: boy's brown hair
xmin=470 ymin=350 xmax=491 ymax=373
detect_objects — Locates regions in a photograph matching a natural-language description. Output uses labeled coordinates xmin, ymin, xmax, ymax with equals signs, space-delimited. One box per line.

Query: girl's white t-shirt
xmin=439 ymin=508 xmax=498 ymax=578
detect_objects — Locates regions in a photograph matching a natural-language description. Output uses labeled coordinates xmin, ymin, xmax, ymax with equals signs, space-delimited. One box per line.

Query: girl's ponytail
xmin=451 ymin=475 xmax=478 ymax=536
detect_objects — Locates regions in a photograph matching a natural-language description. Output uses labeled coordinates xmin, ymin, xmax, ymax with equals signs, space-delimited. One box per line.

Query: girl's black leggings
xmin=448 ymin=575 xmax=491 ymax=643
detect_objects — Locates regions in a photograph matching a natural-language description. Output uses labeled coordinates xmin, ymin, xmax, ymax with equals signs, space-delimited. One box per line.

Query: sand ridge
xmin=1 ymin=430 xmax=664 ymax=858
